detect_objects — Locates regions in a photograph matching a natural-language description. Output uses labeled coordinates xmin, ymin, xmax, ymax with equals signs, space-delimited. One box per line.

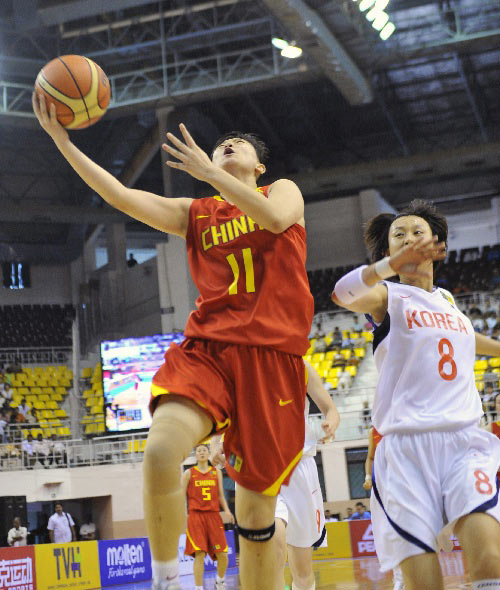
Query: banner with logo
xmin=98 ymin=538 xmax=151 ymax=586
xmin=34 ymin=541 xmax=101 ymax=590
xmin=312 ymin=522 xmax=352 ymax=560
xmin=0 ymin=546 xmax=36 ymax=590
xmin=177 ymin=530 xmax=237 ymax=577
xmin=349 ymin=520 xmax=377 ymax=558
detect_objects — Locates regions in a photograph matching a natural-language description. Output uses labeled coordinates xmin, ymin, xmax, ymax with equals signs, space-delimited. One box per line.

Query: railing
xmin=0 ymin=347 xmax=72 ymax=365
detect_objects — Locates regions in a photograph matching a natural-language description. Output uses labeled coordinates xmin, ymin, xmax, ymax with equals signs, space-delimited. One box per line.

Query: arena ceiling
xmin=0 ymin=0 xmax=499 ymax=262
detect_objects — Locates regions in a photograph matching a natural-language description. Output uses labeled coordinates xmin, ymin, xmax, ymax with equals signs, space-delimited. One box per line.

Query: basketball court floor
xmin=106 ymin=552 xmax=470 ymax=589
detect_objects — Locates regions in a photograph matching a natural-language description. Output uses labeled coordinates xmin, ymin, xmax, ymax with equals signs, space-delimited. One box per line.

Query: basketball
xmin=34 ymin=55 xmax=111 ymax=129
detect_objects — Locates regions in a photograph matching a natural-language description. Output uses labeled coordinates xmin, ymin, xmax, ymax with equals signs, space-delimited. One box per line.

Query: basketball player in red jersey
xmin=182 ymin=444 xmax=234 ymax=590
xmin=33 ymin=94 xmax=314 ymax=590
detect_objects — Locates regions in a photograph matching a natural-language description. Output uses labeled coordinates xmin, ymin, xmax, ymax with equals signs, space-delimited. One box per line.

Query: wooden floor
xmin=106 ymin=552 xmax=470 ymax=589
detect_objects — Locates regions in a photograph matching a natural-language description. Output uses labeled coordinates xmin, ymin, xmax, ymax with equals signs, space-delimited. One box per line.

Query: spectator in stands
xmin=360 ymin=401 xmax=371 ymax=432
xmin=7 ymin=517 xmax=28 ymax=547
xmin=34 ymin=433 xmax=51 ymax=468
xmin=332 ymin=327 xmax=342 ymax=348
xmin=482 ymin=383 xmax=497 ymax=418
xmin=337 ymin=367 xmax=352 ymax=392
xmin=9 ymin=408 xmax=22 ymax=425
xmin=342 ymin=333 xmax=354 ymax=348
xmin=1 ymin=435 xmax=20 ymax=463
xmin=324 ymin=510 xmax=338 ymax=522
xmin=79 ymin=515 xmax=97 ymax=540
xmin=127 ymin=252 xmax=138 ymax=267
xmin=22 ymin=434 xmax=35 ymax=469
xmin=17 ymin=398 xmax=30 ymax=420
xmin=1 ymin=383 xmax=13 ymax=407
xmin=313 ymin=337 xmax=327 ymax=353
xmin=470 ymin=309 xmax=485 ymax=332
xmin=332 ymin=351 xmax=345 ymax=369
xmin=485 ymin=311 xmax=498 ymax=335
xmin=50 ymin=434 xmax=67 ymax=467
xmin=24 ymin=408 xmax=36 ymax=424
xmin=352 ymin=315 xmax=363 ymax=333
xmin=47 ymin=503 xmax=76 ymax=543
xmin=343 ymin=507 xmax=353 ymax=520
xmin=351 ymin=502 xmax=371 ymax=520
xmin=0 ymin=411 xmax=7 ymax=442
xmin=311 ymin=318 xmax=325 ymax=339
xmin=6 ymin=358 xmax=22 ymax=374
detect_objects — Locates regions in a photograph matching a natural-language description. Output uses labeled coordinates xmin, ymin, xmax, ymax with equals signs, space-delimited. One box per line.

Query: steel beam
xmin=38 ymin=0 xmax=160 ymax=26
xmin=261 ymin=0 xmax=373 ymax=105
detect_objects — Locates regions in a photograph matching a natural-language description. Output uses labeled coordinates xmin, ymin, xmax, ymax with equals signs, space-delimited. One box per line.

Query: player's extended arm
xmin=163 ymin=124 xmax=304 ymax=233
xmin=304 ymin=360 xmax=340 ymax=441
xmin=363 ymin=429 xmax=375 ymax=491
xmin=475 ymin=332 xmax=500 ymax=357
xmin=32 ymin=93 xmax=192 ymax=237
xmin=216 ymin=469 xmax=235 ymax=524
xmin=331 ymin=235 xmax=446 ymax=323
xmin=181 ymin=468 xmax=191 ymax=514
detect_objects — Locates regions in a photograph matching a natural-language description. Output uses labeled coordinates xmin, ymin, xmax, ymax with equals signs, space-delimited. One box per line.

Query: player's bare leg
xmin=216 ymin=551 xmax=228 ymax=579
xmin=288 ymin=545 xmax=314 ymax=590
xmin=193 ymin=551 xmax=206 ymax=587
xmin=274 ymin=518 xmax=287 ymax=590
xmin=236 ymin=485 xmax=277 ymax=590
xmin=400 ymin=553 xmax=443 ymax=590
xmin=143 ymin=395 xmax=212 ymax=587
xmin=455 ymin=513 xmax=500 ymax=585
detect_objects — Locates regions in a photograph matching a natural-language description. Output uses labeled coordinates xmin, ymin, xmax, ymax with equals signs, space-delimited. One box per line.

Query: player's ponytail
xmin=364 ymin=213 xmax=395 ymax=263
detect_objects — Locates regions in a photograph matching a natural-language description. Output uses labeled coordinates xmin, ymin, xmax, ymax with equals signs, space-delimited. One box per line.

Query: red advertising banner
xmin=349 ymin=520 xmax=377 ymax=558
xmin=0 ymin=546 xmax=36 ymax=590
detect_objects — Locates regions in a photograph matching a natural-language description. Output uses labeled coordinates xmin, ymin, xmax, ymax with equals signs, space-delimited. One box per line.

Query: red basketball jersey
xmin=373 ymin=426 xmax=383 ymax=450
xmin=492 ymin=421 xmax=500 ymax=439
xmin=187 ymin=466 xmax=220 ymax=512
xmin=184 ymin=186 xmax=314 ymax=356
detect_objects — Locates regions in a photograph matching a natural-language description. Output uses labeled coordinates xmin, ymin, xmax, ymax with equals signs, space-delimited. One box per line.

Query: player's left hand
xmin=321 ymin=411 xmax=340 ymax=443
xmin=163 ymin=123 xmax=216 ymax=183
xmin=210 ymin=435 xmax=225 ymax=468
xmin=223 ymin=510 xmax=235 ymax=525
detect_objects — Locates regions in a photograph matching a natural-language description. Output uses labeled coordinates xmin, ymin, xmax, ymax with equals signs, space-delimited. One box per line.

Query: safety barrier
xmin=0 ymin=531 xmax=237 ymax=590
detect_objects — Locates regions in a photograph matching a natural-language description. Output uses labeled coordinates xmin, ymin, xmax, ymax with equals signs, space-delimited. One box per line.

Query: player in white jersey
xmin=331 ymin=200 xmax=500 ymax=590
xmin=274 ymin=361 xmax=340 ymax=590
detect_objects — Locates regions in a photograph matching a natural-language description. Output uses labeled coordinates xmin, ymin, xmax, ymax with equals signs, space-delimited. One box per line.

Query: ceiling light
xmin=271 ymin=37 xmax=289 ymax=50
xmin=371 ymin=11 xmax=390 ymax=29
xmin=281 ymin=45 xmax=303 ymax=59
xmin=379 ymin=21 xmax=396 ymax=39
xmin=374 ymin=0 xmax=390 ymax=9
xmin=359 ymin=0 xmax=375 ymax=11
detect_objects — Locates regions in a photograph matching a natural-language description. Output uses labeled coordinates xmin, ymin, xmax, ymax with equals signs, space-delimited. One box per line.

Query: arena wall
xmin=0 ymin=264 xmax=72 ymax=304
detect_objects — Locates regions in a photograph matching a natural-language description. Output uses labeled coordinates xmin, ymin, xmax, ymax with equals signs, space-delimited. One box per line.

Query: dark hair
xmin=196 ymin=443 xmax=209 ymax=450
xmin=212 ymin=131 xmax=270 ymax=163
xmin=364 ymin=199 xmax=448 ymax=274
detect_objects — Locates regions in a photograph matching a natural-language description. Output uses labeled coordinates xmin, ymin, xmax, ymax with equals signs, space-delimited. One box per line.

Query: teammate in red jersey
xmin=34 ymin=93 xmax=314 ymax=590
xmin=182 ymin=444 xmax=234 ymax=590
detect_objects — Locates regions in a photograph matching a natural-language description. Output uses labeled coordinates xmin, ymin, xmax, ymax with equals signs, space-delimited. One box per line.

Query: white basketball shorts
xmin=371 ymin=426 xmax=500 ymax=571
xmin=275 ymin=455 xmax=326 ymax=548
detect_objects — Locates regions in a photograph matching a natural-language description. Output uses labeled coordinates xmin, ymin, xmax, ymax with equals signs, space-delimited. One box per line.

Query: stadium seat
xmin=474 ymin=359 xmax=488 ymax=371
xmin=81 ymin=367 xmax=92 ymax=379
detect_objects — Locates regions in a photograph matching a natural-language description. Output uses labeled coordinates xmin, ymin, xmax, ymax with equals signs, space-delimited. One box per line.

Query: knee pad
xmin=237 ymin=522 xmax=275 ymax=542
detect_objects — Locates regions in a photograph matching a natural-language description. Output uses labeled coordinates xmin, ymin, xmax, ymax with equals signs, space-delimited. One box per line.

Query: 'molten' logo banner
xmin=34 ymin=541 xmax=100 ymax=590
xmin=0 ymin=546 xmax=36 ymax=590
xmin=98 ymin=538 xmax=152 ymax=586
xmin=349 ymin=520 xmax=377 ymax=558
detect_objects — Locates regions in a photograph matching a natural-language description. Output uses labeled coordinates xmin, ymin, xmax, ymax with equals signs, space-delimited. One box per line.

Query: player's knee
xmin=143 ymin=433 xmax=183 ymax=492
xmin=468 ymin=544 xmax=500 ymax=578
xmin=238 ymin=521 xmax=275 ymax=542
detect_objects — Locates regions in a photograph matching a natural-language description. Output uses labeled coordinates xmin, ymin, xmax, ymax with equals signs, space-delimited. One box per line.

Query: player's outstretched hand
xmin=363 ymin=479 xmax=373 ymax=491
xmin=388 ymin=235 xmax=446 ymax=278
xmin=32 ymin=92 xmax=69 ymax=144
xmin=209 ymin=435 xmax=225 ymax=468
xmin=321 ymin=409 xmax=340 ymax=443
xmin=162 ymin=123 xmax=216 ymax=183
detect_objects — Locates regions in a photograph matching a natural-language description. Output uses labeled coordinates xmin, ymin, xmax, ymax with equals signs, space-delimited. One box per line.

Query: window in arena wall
xmin=345 ymin=447 xmax=369 ymax=500
xmin=314 ymin=453 xmax=327 ymax=501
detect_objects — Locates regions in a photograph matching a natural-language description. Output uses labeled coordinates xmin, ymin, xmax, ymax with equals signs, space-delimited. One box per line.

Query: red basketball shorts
xmin=150 ymin=338 xmax=306 ymax=495
xmin=185 ymin=510 xmax=228 ymax=559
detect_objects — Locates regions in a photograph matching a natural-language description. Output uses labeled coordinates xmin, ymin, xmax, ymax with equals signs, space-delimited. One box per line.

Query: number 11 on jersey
xmin=226 ymin=248 xmax=255 ymax=295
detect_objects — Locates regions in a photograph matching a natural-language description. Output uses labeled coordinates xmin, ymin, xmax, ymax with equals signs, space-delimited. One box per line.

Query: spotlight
xmin=379 ymin=21 xmax=396 ymax=39
xmin=281 ymin=45 xmax=303 ymax=59
xmin=271 ymin=37 xmax=289 ymax=50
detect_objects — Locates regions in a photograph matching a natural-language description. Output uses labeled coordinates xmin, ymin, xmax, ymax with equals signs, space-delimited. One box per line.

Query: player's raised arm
xmin=216 ymin=469 xmax=234 ymax=524
xmin=33 ymin=92 xmax=191 ymax=237
xmin=363 ymin=428 xmax=375 ymax=491
xmin=475 ymin=332 xmax=500 ymax=357
xmin=163 ymin=124 xmax=304 ymax=233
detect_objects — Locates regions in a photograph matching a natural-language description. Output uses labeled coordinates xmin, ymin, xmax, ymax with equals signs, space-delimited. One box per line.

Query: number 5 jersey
xmin=370 ymin=281 xmax=483 ymax=435
xmin=183 ymin=187 xmax=314 ymax=357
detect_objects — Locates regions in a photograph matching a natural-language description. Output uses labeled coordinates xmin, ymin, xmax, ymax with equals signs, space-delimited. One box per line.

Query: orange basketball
xmin=35 ymin=55 xmax=111 ymax=129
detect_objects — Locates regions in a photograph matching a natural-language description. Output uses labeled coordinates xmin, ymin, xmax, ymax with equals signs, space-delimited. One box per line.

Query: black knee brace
xmin=237 ymin=522 xmax=275 ymax=542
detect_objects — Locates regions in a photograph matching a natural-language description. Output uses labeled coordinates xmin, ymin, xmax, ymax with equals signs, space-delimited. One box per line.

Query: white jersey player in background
xmin=332 ymin=200 xmax=500 ymax=590
xmin=274 ymin=360 xmax=340 ymax=590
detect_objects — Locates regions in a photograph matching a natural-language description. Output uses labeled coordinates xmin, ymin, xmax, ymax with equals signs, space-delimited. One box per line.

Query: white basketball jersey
xmin=371 ymin=282 xmax=482 ymax=435
xmin=303 ymin=398 xmax=317 ymax=457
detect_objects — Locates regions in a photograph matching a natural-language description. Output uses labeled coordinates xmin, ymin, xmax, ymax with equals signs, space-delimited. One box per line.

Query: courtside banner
xmin=98 ymin=538 xmax=151 ymax=586
xmin=349 ymin=520 xmax=377 ymax=558
xmin=312 ymin=522 xmax=352 ymax=560
xmin=178 ymin=530 xmax=237 ymax=577
xmin=34 ymin=541 xmax=100 ymax=590
xmin=0 ymin=545 xmax=36 ymax=590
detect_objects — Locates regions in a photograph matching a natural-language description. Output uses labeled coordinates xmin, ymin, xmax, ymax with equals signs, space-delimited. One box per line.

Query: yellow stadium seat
xmin=46 ymin=401 xmax=58 ymax=410
xmin=43 ymin=428 xmax=52 ymax=438
xmin=477 ymin=381 xmax=485 ymax=392
xmin=17 ymin=387 xmax=29 ymax=396
xmin=96 ymin=423 xmax=105 ymax=433
xmin=325 ymin=351 xmax=335 ymax=360
xmin=346 ymin=366 xmax=357 ymax=377
xmin=30 ymin=386 xmax=42 ymax=395
xmin=139 ymin=439 xmax=147 ymax=452
xmin=52 ymin=393 xmax=63 ymax=402
xmin=328 ymin=367 xmax=340 ymax=378
xmin=81 ymin=367 xmax=92 ymax=379
xmin=30 ymin=428 xmax=42 ymax=437
xmin=320 ymin=360 xmax=331 ymax=372
xmin=85 ymin=424 xmax=96 ymax=435
xmin=59 ymin=379 xmax=71 ymax=387
xmin=311 ymin=352 xmax=325 ymax=363
xmin=474 ymin=371 xmax=484 ymax=381
xmin=90 ymin=406 xmax=102 ymax=415
xmin=362 ymin=331 xmax=373 ymax=342
xmin=340 ymin=349 xmax=352 ymax=360
xmin=324 ymin=336 xmax=332 ymax=346
xmin=326 ymin=377 xmax=338 ymax=389
xmin=351 ymin=332 xmax=360 ymax=339
xmin=39 ymin=394 xmax=50 ymax=402
xmin=54 ymin=409 xmax=67 ymax=418
xmin=55 ymin=386 xmax=67 ymax=395
xmin=42 ymin=410 xmax=53 ymax=418
xmin=33 ymin=401 xmax=46 ymax=410
xmin=489 ymin=357 xmax=500 ymax=369
xmin=474 ymin=359 xmax=488 ymax=371
xmin=58 ymin=427 xmax=70 ymax=437
xmin=22 ymin=367 xmax=33 ymax=375
xmin=354 ymin=348 xmax=366 ymax=358
xmin=26 ymin=395 xmax=36 ymax=404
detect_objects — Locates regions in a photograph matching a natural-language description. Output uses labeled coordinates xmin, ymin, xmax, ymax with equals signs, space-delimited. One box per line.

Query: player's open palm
xmin=163 ymin=123 xmax=215 ymax=183
xmin=389 ymin=235 xmax=446 ymax=278
xmin=32 ymin=92 xmax=69 ymax=144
